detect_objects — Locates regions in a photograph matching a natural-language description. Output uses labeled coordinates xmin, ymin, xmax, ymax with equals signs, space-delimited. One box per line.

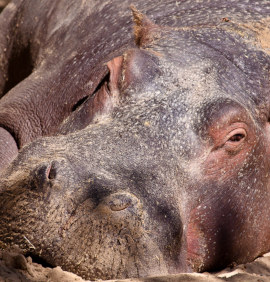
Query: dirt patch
xmin=0 ymin=247 xmax=88 ymax=282
xmin=242 ymin=18 xmax=270 ymax=55
xmin=0 ymin=247 xmax=269 ymax=281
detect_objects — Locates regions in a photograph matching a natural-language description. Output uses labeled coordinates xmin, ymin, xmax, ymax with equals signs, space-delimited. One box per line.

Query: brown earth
xmin=0 ymin=247 xmax=269 ymax=282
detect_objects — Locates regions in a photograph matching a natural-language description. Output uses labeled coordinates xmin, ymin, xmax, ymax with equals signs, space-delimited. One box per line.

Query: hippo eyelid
xmin=228 ymin=133 xmax=245 ymax=142
xmin=222 ymin=127 xmax=248 ymax=152
xmin=71 ymin=95 xmax=89 ymax=112
xmin=210 ymin=125 xmax=249 ymax=152
xmin=225 ymin=128 xmax=247 ymax=143
xmin=71 ymin=70 xmax=110 ymax=112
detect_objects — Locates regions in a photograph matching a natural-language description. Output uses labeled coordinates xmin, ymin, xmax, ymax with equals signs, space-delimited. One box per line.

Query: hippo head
xmin=0 ymin=7 xmax=270 ymax=280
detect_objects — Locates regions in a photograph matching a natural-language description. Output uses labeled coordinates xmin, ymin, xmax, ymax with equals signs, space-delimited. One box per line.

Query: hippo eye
xmin=226 ymin=128 xmax=247 ymax=145
xmin=228 ymin=133 xmax=245 ymax=142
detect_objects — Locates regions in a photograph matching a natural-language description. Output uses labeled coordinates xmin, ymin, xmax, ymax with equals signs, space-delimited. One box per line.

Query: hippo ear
xmin=131 ymin=5 xmax=162 ymax=48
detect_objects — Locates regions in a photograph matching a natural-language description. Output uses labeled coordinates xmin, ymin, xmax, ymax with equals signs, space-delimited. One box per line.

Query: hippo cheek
xmin=185 ymin=184 xmax=266 ymax=273
xmin=186 ymin=207 xmax=227 ymax=272
xmin=54 ymin=192 xmax=168 ymax=280
xmin=186 ymin=209 xmax=211 ymax=272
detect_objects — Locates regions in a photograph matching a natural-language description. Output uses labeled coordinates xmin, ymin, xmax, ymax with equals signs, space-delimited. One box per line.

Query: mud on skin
xmin=0 ymin=0 xmax=270 ymax=280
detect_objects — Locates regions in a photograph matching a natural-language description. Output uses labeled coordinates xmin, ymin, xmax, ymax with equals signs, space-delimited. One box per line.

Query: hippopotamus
xmin=0 ymin=0 xmax=270 ymax=280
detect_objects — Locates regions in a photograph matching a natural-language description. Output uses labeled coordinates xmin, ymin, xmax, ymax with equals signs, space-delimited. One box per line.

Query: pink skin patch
xmin=186 ymin=209 xmax=208 ymax=272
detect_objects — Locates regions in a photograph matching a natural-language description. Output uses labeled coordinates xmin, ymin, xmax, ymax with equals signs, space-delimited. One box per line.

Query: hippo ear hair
xmin=131 ymin=5 xmax=162 ymax=47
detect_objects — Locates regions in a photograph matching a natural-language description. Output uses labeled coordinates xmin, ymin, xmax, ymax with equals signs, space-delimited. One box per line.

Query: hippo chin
xmin=0 ymin=0 xmax=270 ymax=280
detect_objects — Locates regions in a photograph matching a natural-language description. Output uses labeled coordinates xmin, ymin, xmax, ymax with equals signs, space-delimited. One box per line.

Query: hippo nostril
xmin=46 ymin=161 xmax=58 ymax=180
xmin=31 ymin=164 xmax=50 ymax=191
xmin=108 ymin=192 xmax=139 ymax=211
xmin=31 ymin=161 xmax=60 ymax=191
xmin=45 ymin=164 xmax=52 ymax=179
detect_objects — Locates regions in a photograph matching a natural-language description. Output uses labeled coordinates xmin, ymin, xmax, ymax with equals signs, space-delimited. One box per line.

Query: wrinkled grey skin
xmin=0 ymin=0 xmax=270 ymax=280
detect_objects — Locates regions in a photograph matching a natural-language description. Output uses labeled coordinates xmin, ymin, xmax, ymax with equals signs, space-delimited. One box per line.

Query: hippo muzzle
xmin=0 ymin=145 xmax=184 ymax=279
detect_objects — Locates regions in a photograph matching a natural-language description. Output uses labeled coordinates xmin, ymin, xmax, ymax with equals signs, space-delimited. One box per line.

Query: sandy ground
xmin=0 ymin=248 xmax=269 ymax=282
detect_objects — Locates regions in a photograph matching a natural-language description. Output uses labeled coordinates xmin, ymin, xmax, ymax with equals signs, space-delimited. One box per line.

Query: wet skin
xmin=0 ymin=0 xmax=270 ymax=280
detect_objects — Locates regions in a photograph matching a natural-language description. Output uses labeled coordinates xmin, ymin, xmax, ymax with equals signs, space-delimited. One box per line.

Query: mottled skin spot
xmin=0 ymin=0 xmax=270 ymax=280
